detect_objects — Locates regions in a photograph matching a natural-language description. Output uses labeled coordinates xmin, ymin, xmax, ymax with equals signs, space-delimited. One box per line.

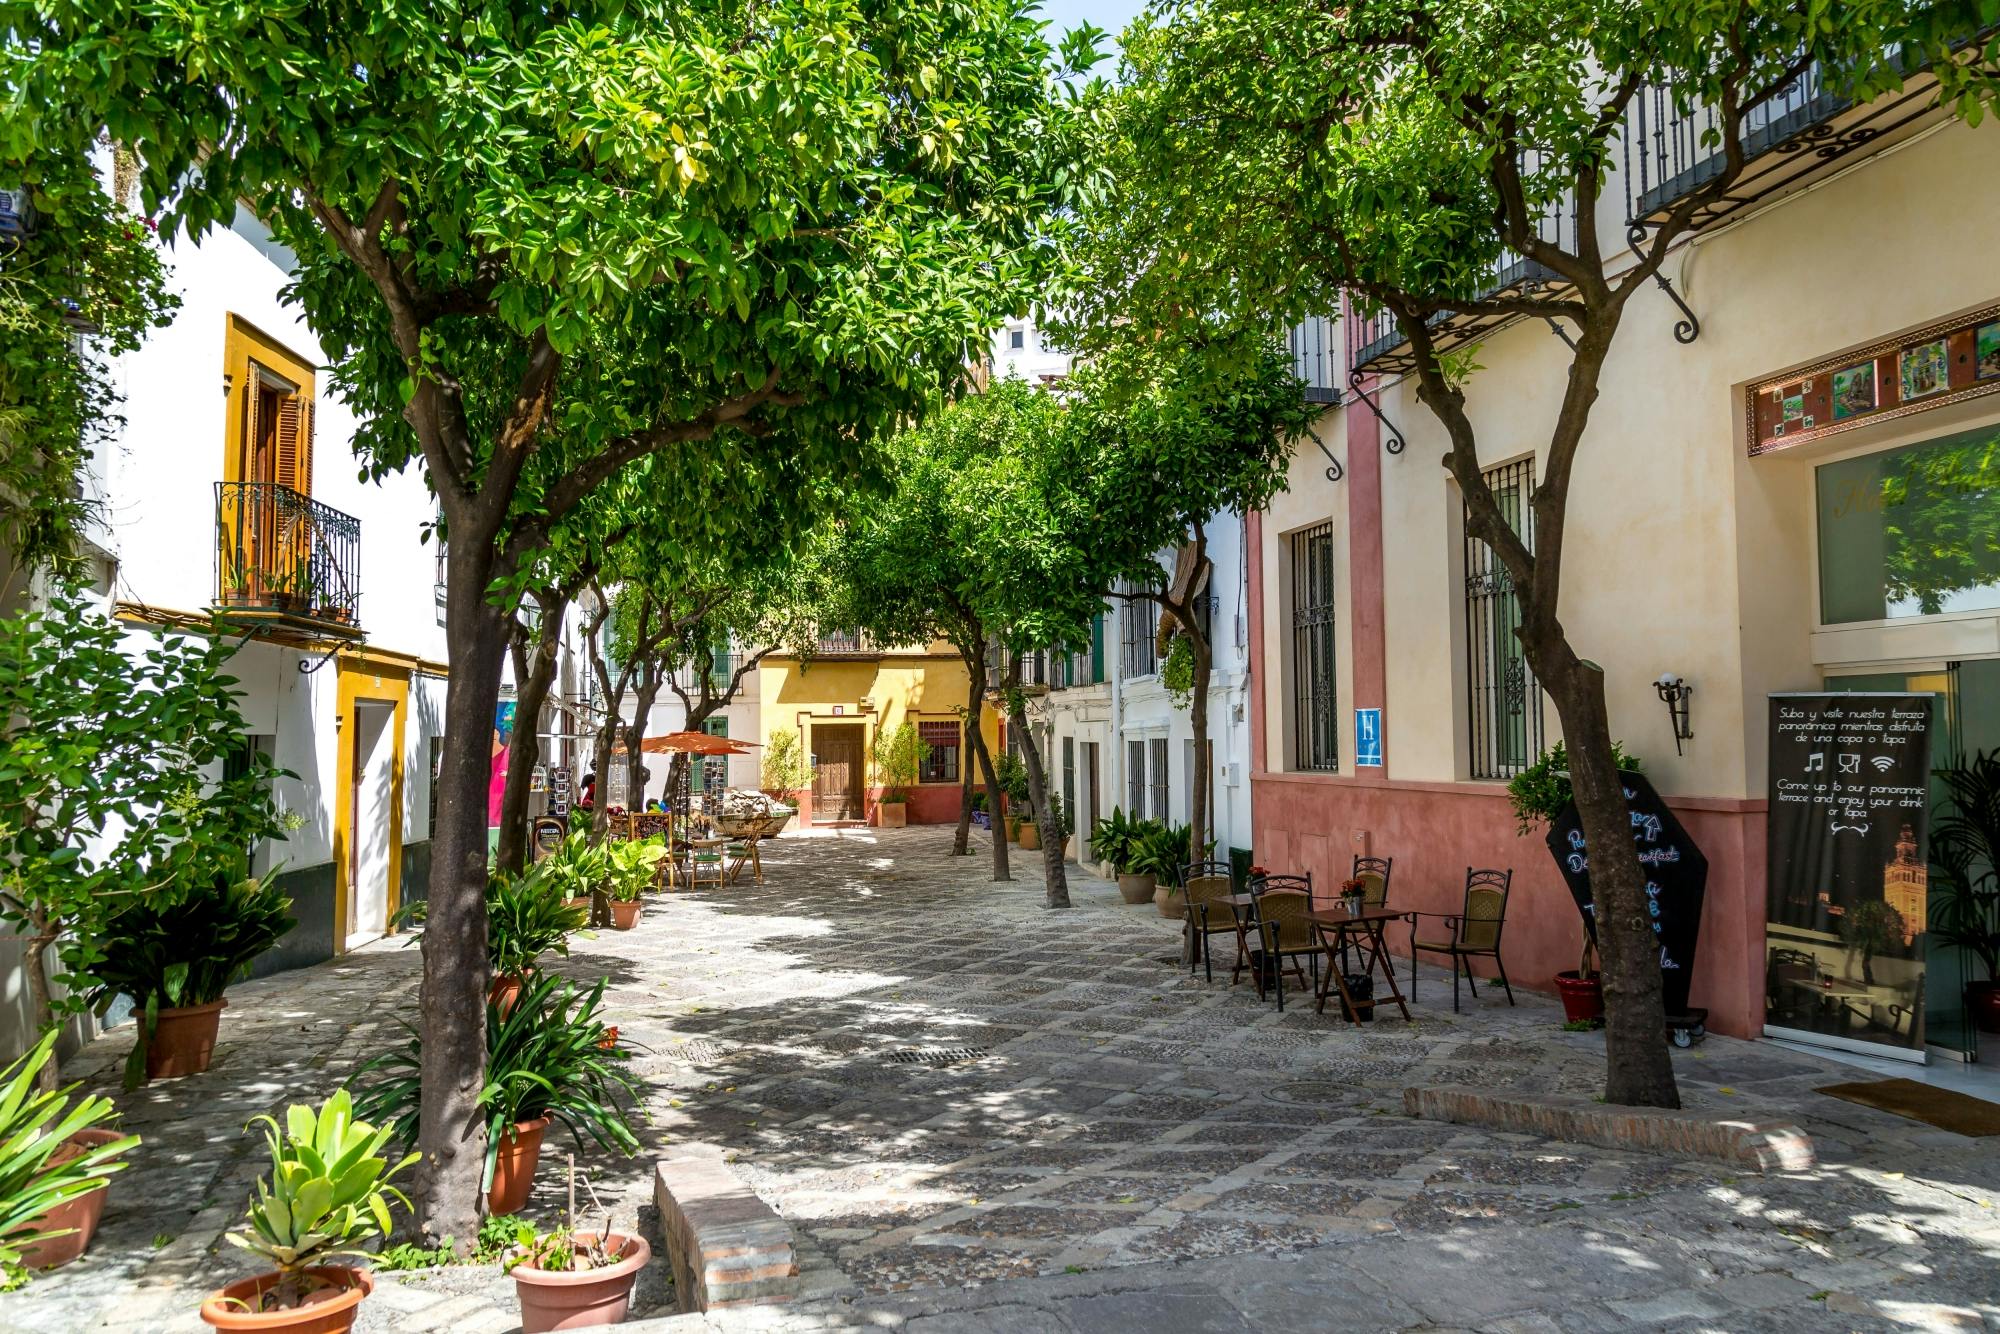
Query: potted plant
xmin=1094 ymin=809 xmax=1152 ymax=904
xmin=78 ymin=874 xmax=296 ymax=1087
xmin=198 ymin=1089 xmax=414 ymax=1332
xmin=352 ymin=973 xmax=643 ymax=1216
xmin=2 ymin=1031 xmax=140 ymax=1280
xmin=604 ymin=837 xmax=666 ymax=930
xmin=1128 ymin=824 xmax=1191 ymax=919
xmin=970 ymin=789 xmax=991 ymax=831
xmin=1933 ymin=749 xmax=2000 ymax=1032
xmin=498 ymin=1214 xmax=652 ymax=1333
xmin=995 ymin=753 xmax=1029 ymax=842
xmin=1553 ymin=940 xmax=1605 ymax=1026
xmin=870 ymin=723 xmax=929 ymax=829
xmin=759 ymin=728 xmax=812 ymax=803
xmin=1339 ymin=877 xmax=1367 ymax=913
xmin=1506 ymin=739 xmax=1643 ymax=836
xmin=1039 ymin=791 xmax=1074 ymax=858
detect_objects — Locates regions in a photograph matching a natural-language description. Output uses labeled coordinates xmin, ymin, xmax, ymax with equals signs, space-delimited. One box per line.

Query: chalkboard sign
xmin=1546 ymin=772 xmax=1709 ymax=1017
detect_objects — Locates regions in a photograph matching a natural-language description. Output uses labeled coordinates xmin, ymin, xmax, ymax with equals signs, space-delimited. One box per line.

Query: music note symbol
xmin=1804 ymin=753 xmax=1825 ymax=773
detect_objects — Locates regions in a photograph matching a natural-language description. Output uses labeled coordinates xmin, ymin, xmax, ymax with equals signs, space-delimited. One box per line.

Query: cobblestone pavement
xmin=10 ymin=827 xmax=1999 ymax=1333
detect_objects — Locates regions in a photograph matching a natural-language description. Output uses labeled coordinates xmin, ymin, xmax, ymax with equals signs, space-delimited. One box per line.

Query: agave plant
xmin=0 ymin=1031 xmax=138 ymax=1283
xmin=225 ymin=1089 xmax=415 ymax=1310
xmin=75 ymin=874 xmax=296 ymax=1088
xmin=349 ymin=972 xmax=642 ymax=1194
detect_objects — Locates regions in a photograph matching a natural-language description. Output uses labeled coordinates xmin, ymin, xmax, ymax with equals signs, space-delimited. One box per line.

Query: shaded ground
xmin=9 ymin=827 xmax=1998 ymax=1333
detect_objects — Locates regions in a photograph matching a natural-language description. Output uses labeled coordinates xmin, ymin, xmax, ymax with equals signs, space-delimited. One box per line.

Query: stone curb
xmin=655 ymin=1155 xmax=801 ymax=1312
xmin=1403 ymin=1084 xmax=1816 ymax=1172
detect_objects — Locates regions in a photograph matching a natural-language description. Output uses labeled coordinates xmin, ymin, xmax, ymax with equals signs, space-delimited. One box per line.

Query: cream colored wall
xmin=1354 ymin=117 xmax=2000 ymax=799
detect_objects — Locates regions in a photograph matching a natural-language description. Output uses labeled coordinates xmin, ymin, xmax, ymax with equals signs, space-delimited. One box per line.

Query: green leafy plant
xmin=225 ymin=1089 xmax=415 ymax=1310
xmin=871 ymin=722 xmax=931 ymax=804
xmin=995 ymin=752 xmax=1030 ymax=807
xmin=536 ymin=831 xmax=612 ymax=904
xmin=603 ymin=837 xmax=666 ymax=903
xmin=404 ymin=862 xmax=587 ymax=980
xmin=1505 ymin=740 xmax=1644 ymax=836
xmin=0 ymin=1031 xmax=138 ymax=1285
xmin=1125 ymin=822 xmax=1193 ymax=886
xmin=350 ymin=974 xmax=643 ymax=1196
xmin=1931 ymin=749 xmax=2000 ymax=983
xmin=1091 ymin=807 xmax=1143 ymax=870
xmin=75 ymin=875 xmax=296 ymax=1089
xmin=761 ymin=728 xmax=812 ymax=794
xmin=497 ymin=1217 xmax=629 ymax=1275
xmin=1160 ymin=634 xmax=1195 ymax=709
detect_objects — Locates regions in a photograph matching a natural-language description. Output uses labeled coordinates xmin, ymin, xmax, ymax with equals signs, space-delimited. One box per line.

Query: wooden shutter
xmin=242 ymin=380 xmax=261 ymax=481
xmin=275 ymin=396 xmax=304 ymax=493
xmin=296 ymin=399 xmax=314 ymax=495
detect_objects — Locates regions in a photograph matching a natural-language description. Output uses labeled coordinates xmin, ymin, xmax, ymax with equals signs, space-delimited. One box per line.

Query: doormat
xmin=1815 ymin=1078 xmax=2000 ymax=1137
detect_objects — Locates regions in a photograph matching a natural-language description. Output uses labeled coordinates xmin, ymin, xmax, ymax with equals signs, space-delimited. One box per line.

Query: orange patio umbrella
xmin=636 ymin=730 xmax=760 ymax=756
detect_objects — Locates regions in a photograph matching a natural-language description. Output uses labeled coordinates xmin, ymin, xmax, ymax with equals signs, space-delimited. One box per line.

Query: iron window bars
xmin=1290 ymin=521 xmax=1339 ymax=771
xmin=1464 ymin=459 xmax=1544 ymax=780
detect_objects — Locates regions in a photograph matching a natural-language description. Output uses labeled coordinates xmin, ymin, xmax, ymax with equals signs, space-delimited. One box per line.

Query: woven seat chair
xmin=1409 ymin=868 xmax=1514 ymax=1012
xmin=1248 ymin=871 xmax=1311 ymax=898
xmin=1181 ymin=869 xmax=1240 ymax=983
xmin=1351 ymin=855 xmax=1393 ymax=908
xmin=1254 ymin=889 xmax=1322 ymax=1010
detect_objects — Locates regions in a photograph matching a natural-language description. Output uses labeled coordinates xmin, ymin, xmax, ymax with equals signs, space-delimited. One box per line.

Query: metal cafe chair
xmin=1254 ymin=889 xmax=1322 ymax=1011
xmin=1409 ymin=868 xmax=1514 ymax=1012
xmin=1234 ymin=873 xmax=1308 ymax=990
xmin=1180 ymin=862 xmax=1239 ymax=983
xmin=1342 ymin=855 xmax=1395 ymax=972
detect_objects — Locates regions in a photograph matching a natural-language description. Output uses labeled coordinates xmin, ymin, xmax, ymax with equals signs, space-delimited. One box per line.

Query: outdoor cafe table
xmin=1306 ymin=905 xmax=1414 ymax=1025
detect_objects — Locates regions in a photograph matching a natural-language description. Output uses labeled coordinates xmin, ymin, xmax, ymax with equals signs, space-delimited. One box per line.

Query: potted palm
xmin=1934 ymin=750 xmax=2000 ymax=1032
xmin=2 ymin=1031 xmax=139 ymax=1277
xmin=198 ymin=1089 xmax=414 ymax=1332
xmin=352 ymin=973 xmax=642 ymax=1216
xmin=498 ymin=1213 xmax=653 ymax=1333
xmin=78 ymin=874 xmax=296 ymax=1087
xmin=604 ymin=837 xmax=666 ymax=930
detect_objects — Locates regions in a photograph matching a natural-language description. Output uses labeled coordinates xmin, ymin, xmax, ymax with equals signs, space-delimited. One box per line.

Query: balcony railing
xmin=214 ymin=482 xmax=361 ymax=630
xmin=1624 ymin=39 xmax=1987 ymax=234
xmin=811 ymin=632 xmax=874 ymax=657
xmin=1287 ymin=316 xmax=1342 ymax=404
xmin=673 ymin=651 xmax=744 ymax=694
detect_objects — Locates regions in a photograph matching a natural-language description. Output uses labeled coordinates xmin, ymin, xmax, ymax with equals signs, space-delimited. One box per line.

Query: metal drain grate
xmin=671 ymin=1040 xmax=726 ymax=1065
xmin=886 ymin=1046 xmax=993 ymax=1066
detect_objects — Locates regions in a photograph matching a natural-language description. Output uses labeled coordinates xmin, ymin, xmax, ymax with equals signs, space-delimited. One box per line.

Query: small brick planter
xmin=1404 ymin=1084 xmax=1816 ymax=1172
xmin=653 ymin=1157 xmax=799 ymax=1312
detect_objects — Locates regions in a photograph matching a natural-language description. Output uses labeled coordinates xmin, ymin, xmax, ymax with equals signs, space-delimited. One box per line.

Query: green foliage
xmin=0 ymin=146 xmax=178 ymax=574
xmin=499 ymin=1222 xmax=628 ymax=1275
xmin=1089 ymin=807 xmax=1148 ymax=873
xmin=350 ymin=973 xmax=642 ymax=1193
xmin=534 ymin=832 xmax=612 ymax=905
xmin=871 ymin=723 xmax=931 ymax=804
xmin=227 ymin=1090 xmax=415 ymax=1306
xmin=1839 ymin=899 xmax=1907 ymax=985
xmin=761 ymin=729 xmax=812 ymax=794
xmin=0 ymin=1031 xmax=138 ymax=1280
xmin=486 ymin=864 xmax=588 ymax=977
xmin=604 ymin=838 xmax=667 ymax=904
xmin=0 ymin=586 xmax=289 ymax=1046
xmin=74 ymin=876 xmax=296 ymax=1089
xmin=1126 ymin=822 xmax=1197 ymax=885
xmin=1932 ymin=749 xmax=2000 ymax=980
xmin=995 ymin=752 xmax=1031 ymax=807
xmin=1160 ymin=635 xmax=1195 ymax=710
xmin=1505 ymin=741 xmax=1643 ymax=837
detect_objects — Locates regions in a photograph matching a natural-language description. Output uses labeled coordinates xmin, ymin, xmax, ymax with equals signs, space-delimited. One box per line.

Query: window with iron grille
xmin=1062 ymin=736 xmax=1075 ymax=826
xmin=917 ymin=719 xmax=960 ymax=783
xmin=1120 ymin=585 xmax=1158 ymax=678
xmin=1464 ymin=458 xmax=1544 ymax=779
xmin=1149 ymin=737 xmax=1170 ymax=821
xmin=1290 ymin=522 xmax=1339 ymax=771
xmin=1127 ymin=739 xmax=1145 ymax=814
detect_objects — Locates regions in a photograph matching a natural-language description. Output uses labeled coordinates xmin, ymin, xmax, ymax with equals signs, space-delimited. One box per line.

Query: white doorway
xmin=348 ymin=700 xmax=395 ymax=947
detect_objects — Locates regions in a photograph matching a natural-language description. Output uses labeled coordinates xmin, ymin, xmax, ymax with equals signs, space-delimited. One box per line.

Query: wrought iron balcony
xmin=1287 ymin=316 xmax=1342 ymax=404
xmin=1624 ymin=40 xmax=1987 ymax=237
xmin=213 ymin=482 xmax=361 ymax=632
xmin=810 ymin=632 xmax=875 ymax=657
xmin=673 ymin=651 xmax=745 ymax=694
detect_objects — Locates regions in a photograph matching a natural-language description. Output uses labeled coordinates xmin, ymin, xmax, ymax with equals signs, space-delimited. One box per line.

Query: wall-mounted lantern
xmin=1654 ymin=672 xmax=1693 ymax=755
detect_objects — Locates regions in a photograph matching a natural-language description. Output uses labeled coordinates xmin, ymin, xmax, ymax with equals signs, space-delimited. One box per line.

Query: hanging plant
xmin=1161 ymin=634 xmax=1195 ymax=709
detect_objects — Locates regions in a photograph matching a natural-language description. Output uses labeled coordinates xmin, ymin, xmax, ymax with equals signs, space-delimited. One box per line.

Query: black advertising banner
xmin=1765 ymin=694 xmax=1933 ymax=1056
xmin=1546 ymin=772 xmax=1709 ymax=1018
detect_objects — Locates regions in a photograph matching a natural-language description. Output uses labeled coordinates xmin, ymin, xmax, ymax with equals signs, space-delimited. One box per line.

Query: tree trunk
xmin=417 ymin=547 xmax=511 ymax=1244
xmin=496 ymin=609 xmax=563 ymax=876
xmin=24 ymin=913 xmax=56 ymax=1093
xmin=623 ymin=673 xmax=663 ymax=813
xmin=1008 ymin=700 xmax=1069 ymax=908
xmin=1541 ymin=659 xmax=1680 ymax=1109
xmin=951 ymin=669 xmax=978 ymax=856
xmin=962 ymin=651 xmax=1008 ymax=881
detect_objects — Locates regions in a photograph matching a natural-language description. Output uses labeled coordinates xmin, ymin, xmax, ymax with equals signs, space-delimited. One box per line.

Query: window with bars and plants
xmin=1464 ymin=458 xmax=1544 ymax=780
xmin=1290 ymin=522 xmax=1338 ymax=771
xmin=916 ymin=719 xmax=960 ymax=784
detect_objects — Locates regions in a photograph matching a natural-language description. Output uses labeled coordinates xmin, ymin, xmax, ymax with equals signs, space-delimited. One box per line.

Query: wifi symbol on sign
xmin=1869 ymin=756 xmax=1895 ymax=772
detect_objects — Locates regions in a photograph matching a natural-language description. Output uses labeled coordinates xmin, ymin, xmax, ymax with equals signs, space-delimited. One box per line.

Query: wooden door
xmin=811 ymin=724 xmax=864 ymax=822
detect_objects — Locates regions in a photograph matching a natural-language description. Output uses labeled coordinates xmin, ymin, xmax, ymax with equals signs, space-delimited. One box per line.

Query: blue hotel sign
xmin=1355 ymin=708 xmax=1383 ymax=767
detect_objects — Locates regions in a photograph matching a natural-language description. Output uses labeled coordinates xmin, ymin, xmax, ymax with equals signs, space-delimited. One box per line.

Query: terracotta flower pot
xmin=512 ymin=1232 xmax=651 ymax=1333
xmin=608 ymin=899 xmax=642 ymax=930
xmin=1116 ymin=873 xmax=1157 ymax=905
xmin=1554 ymin=971 xmax=1606 ymax=1025
xmin=147 ymin=999 xmax=227 ymax=1080
xmin=488 ymin=1116 xmax=551 ymax=1216
xmin=1019 ymin=823 xmax=1042 ymax=851
xmin=489 ymin=973 xmax=526 ymax=1017
xmin=19 ymin=1128 xmax=127 ymax=1270
xmin=200 ymin=1265 xmax=373 ymax=1333
xmin=1154 ymin=886 xmax=1180 ymax=919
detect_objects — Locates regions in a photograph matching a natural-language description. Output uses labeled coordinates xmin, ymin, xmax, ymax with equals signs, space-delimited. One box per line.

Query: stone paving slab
xmin=8 ymin=826 xmax=2000 ymax=1333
